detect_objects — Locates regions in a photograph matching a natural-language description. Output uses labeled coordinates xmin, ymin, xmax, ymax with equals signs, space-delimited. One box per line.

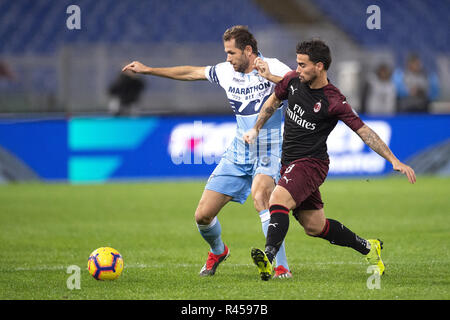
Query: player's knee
xmin=268 ymin=188 xmax=295 ymax=210
xmin=195 ymin=211 xmax=212 ymax=225
xmin=194 ymin=204 xmax=215 ymax=225
xmin=252 ymin=189 xmax=270 ymax=212
xmin=195 ymin=211 xmax=213 ymax=225
xmin=303 ymin=225 xmax=321 ymax=237
xmin=300 ymin=218 xmax=324 ymax=237
xmin=295 ymin=208 xmax=326 ymax=236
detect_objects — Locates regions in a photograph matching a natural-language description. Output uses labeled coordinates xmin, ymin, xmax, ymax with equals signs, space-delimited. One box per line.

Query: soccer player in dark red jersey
xmin=243 ymin=39 xmax=416 ymax=280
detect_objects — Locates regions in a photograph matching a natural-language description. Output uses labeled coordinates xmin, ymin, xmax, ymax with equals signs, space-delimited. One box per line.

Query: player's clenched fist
xmin=243 ymin=128 xmax=259 ymax=144
xmin=254 ymin=57 xmax=270 ymax=78
xmin=122 ymin=61 xmax=149 ymax=74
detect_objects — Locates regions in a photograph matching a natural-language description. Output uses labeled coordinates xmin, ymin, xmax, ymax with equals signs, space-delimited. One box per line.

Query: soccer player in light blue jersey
xmin=122 ymin=26 xmax=292 ymax=278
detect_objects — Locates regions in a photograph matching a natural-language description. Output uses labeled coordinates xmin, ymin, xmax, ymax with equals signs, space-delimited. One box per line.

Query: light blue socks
xmin=197 ymin=217 xmax=225 ymax=255
xmin=197 ymin=211 xmax=289 ymax=271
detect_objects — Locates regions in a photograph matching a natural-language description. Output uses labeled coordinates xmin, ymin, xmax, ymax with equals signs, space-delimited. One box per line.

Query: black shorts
xmin=278 ymin=158 xmax=329 ymax=211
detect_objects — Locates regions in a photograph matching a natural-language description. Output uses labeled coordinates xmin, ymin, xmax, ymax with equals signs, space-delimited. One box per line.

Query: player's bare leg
xmin=250 ymin=174 xmax=274 ymax=213
xmin=269 ymin=185 xmax=297 ymax=209
xmin=295 ymin=208 xmax=384 ymax=275
xmin=195 ymin=189 xmax=231 ymax=225
xmin=253 ymin=185 xmax=384 ymax=280
xmin=293 ymin=208 xmax=326 ymax=236
xmin=195 ymin=189 xmax=232 ymax=276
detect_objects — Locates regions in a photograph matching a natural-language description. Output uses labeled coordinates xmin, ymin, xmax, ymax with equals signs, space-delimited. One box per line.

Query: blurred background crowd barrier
xmin=1 ymin=115 xmax=448 ymax=183
xmin=0 ymin=0 xmax=449 ymax=183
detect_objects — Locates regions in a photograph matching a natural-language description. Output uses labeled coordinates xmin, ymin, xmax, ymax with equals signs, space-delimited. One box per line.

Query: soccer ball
xmin=88 ymin=247 xmax=124 ymax=280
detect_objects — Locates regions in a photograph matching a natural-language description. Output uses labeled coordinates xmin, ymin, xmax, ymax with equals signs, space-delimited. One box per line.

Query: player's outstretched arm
xmin=243 ymin=92 xmax=281 ymax=144
xmin=122 ymin=61 xmax=207 ymax=81
xmin=356 ymin=124 xmax=417 ymax=184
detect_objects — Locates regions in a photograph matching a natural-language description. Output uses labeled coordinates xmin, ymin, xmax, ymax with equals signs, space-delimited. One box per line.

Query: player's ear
xmin=244 ymin=45 xmax=253 ymax=57
xmin=315 ymin=61 xmax=325 ymax=72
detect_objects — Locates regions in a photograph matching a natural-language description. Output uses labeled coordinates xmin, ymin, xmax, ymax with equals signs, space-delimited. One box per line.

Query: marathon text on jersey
xmin=228 ymin=81 xmax=271 ymax=95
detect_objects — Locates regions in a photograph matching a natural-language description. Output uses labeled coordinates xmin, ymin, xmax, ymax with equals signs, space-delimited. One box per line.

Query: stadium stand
xmin=0 ymin=0 xmax=448 ymax=114
xmin=311 ymin=0 xmax=450 ymax=71
xmin=0 ymin=0 xmax=276 ymax=54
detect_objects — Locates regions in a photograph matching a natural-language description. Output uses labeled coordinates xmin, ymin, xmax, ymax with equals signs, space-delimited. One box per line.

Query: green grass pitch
xmin=0 ymin=176 xmax=449 ymax=300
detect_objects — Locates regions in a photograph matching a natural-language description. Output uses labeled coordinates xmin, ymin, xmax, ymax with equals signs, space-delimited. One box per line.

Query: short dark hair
xmin=296 ymin=39 xmax=332 ymax=70
xmin=223 ymin=25 xmax=258 ymax=54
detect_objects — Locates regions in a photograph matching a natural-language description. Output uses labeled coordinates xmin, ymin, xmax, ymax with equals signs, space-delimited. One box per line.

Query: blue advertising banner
xmin=0 ymin=115 xmax=448 ymax=183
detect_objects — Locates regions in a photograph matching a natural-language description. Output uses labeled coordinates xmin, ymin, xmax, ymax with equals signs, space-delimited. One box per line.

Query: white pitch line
xmin=6 ymin=261 xmax=366 ymax=272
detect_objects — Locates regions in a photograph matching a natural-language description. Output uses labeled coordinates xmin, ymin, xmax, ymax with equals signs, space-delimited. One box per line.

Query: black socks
xmin=265 ymin=205 xmax=290 ymax=263
xmin=264 ymin=205 xmax=370 ymax=263
xmin=317 ymin=218 xmax=370 ymax=255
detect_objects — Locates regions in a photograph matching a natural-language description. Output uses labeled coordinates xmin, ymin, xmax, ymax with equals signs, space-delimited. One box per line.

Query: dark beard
xmin=236 ymin=60 xmax=249 ymax=73
xmin=302 ymin=74 xmax=317 ymax=87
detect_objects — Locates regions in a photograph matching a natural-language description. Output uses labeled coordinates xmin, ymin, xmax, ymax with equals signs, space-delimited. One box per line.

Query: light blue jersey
xmin=204 ymin=55 xmax=291 ymax=203
xmin=205 ymin=56 xmax=291 ymax=165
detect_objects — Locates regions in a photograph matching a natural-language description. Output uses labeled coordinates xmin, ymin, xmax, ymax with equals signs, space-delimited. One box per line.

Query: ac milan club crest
xmin=314 ymin=101 xmax=322 ymax=113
